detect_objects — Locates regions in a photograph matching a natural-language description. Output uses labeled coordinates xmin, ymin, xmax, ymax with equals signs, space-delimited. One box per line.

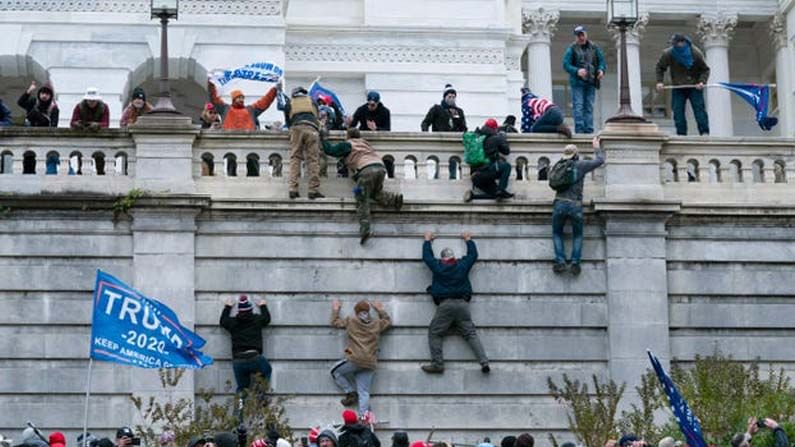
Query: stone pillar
xmin=521 ymin=7 xmax=559 ymax=99
xmin=609 ymin=14 xmax=649 ymax=117
xmin=698 ymin=13 xmax=737 ymax=137
xmin=771 ymin=14 xmax=793 ymax=137
xmin=506 ymin=34 xmax=531 ymax=114
xmin=597 ymin=121 xmax=679 ymax=405
xmin=130 ymin=115 xmax=198 ymax=193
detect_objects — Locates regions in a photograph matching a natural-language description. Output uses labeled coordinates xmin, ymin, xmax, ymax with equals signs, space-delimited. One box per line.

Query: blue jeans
xmin=552 ymin=200 xmax=584 ymax=264
xmin=571 ymin=83 xmax=596 ymax=134
xmin=671 ymin=88 xmax=709 ymax=135
xmin=331 ymin=359 xmax=375 ymax=416
xmin=232 ymin=354 xmax=272 ymax=392
xmin=531 ymin=107 xmax=564 ymax=133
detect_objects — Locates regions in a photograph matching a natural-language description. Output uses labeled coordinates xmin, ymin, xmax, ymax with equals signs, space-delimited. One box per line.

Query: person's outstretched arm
xmin=459 ymin=232 xmax=478 ymax=269
xmin=257 ymin=298 xmax=271 ymax=327
xmin=373 ymin=301 xmax=391 ymax=332
xmin=422 ymin=232 xmax=441 ymax=273
xmin=251 ymin=87 xmax=278 ymax=113
xmin=330 ymin=299 xmax=347 ymax=328
xmin=220 ymin=297 xmax=235 ymax=330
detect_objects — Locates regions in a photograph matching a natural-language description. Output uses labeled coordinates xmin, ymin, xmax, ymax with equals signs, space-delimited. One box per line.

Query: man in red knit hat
xmin=464 ymin=118 xmax=513 ymax=202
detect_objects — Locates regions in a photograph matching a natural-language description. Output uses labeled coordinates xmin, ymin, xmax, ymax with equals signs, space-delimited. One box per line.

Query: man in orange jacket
xmin=207 ymin=79 xmax=278 ymax=130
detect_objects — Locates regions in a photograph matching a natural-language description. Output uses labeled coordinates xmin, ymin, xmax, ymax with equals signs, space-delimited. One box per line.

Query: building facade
xmin=0 ymin=0 xmax=792 ymax=136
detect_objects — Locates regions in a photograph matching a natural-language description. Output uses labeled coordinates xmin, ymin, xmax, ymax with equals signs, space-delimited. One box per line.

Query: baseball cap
xmin=574 ymin=25 xmax=586 ymax=35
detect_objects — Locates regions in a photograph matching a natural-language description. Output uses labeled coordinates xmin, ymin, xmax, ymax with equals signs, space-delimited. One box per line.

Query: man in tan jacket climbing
xmin=330 ymin=299 xmax=391 ymax=419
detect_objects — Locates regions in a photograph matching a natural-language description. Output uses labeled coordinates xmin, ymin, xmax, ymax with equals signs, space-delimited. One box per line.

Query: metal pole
xmin=606 ymin=20 xmax=648 ymax=123
xmin=81 ymin=358 xmax=94 ymax=447
xmin=150 ymin=12 xmax=180 ymax=114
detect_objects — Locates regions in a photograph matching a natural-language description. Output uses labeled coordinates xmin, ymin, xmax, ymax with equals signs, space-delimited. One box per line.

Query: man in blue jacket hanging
xmin=562 ymin=25 xmax=606 ymax=134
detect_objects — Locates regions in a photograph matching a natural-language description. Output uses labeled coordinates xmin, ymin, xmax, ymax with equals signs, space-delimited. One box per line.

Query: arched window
xmin=404 ymin=156 xmax=417 ymax=180
xmin=68 ymin=151 xmax=83 ymax=175
xmin=515 ymin=157 xmax=528 ymax=181
xmin=708 ymin=159 xmax=720 ymax=183
xmin=425 ymin=156 xmax=439 ymax=180
xmin=537 ymin=157 xmax=550 ymax=181
xmin=774 ymin=160 xmax=786 ymax=183
xmin=268 ymin=153 xmax=283 ymax=178
xmin=382 ymin=155 xmax=395 ymax=179
xmin=23 ymin=151 xmax=36 ymax=174
xmin=663 ymin=159 xmax=678 ymax=183
xmin=224 ymin=153 xmax=237 ymax=177
xmin=115 ymin=152 xmax=129 ymax=176
xmin=46 ymin=151 xmax=60 ymax=175
xmin=246 ymin=153 xmax=260 ymax=177
xmin=93 ymin=152 xmax=106 ymax=176
xmin=729 ymin=160 xmax=742 ymax=183
xmin=0 ymin=151 xmax=13 ymax=174
xmin=686 ymin=159 xmax=699 ymax=182
xmin=448 ymin=156 xmax=462 ymax=180
xmin=752 ymin=159 xmax=764 ymax=183
xmin=201 ymin=153 xmax=214 ymax=176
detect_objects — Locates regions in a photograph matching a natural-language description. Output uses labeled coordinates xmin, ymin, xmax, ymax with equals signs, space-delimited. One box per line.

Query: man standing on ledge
xmin=284 ymin=86 xmax=324 ymax=200
xmin=420 ymin=231 xmax=489 ymax=374
xmin=562 ymin=26 xmax=605 ymax=134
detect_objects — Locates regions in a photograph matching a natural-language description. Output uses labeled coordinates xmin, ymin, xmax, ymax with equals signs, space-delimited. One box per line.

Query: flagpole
xmin=82 ymin=357 xmax=94 ymax=447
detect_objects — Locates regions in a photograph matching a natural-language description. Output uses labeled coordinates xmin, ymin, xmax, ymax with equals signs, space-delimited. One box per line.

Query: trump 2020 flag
xmin=718 ymin=82 xmax=778 ymax=131
xmin=647 ymin=350 xmax=708 ymax=447
xmin=90 ymin=270 xmax=213 ymax=369
xmin=309 ymin=80 xmax=346 ymax=115
xmin=210 ymin=61 xmax=283 ymax=88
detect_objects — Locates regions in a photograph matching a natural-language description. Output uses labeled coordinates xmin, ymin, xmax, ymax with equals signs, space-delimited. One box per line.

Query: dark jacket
xmin=18 ymin=82 xmax=59 ymax=127
xmin=219 ymin=305 xmax=271 ymax=357
xmin=655 ymin=45 xmax=710 ymax=86
xmin=477 ymin=126 xmax=510 ymax=162
xmin=70 ymin=101 xmax=109 ymax=129
xmin=421 ymin=103 xmax=467 ymax=132
xmin=0 ymin=100 xmax=11 ymax=126
xmin=339 ymin=424 xmax=381 ymax=447
xmin=423 ymin=240 xmax=478 ymax=305
xmin=562 ymin=41 xmax=606 ymax=88
xmin=773 ymin=427 xmax=789 ymax=447
xmin=555 ymin=147 xmax=606 ymax=202
xmin=350 ymin=102 xmax=391 ymax=131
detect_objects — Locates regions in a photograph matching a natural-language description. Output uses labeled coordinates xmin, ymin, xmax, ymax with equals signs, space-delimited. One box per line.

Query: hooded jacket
xmin=331 ymin=306 xmax=390 ymax=369
xmin=423 ymin=240 xmax=478 ymax=304
xmin=350 ymin=102 xmax=391 ymax=131
xmin=655 ymin=42 xmax=710 ymax=86
xmin=219 ymin=304 xmax=271 ymax=357
xmin=421 ymin=101 xmax=467 ymax=132
xmin=475 ymin=126 xmax=510 ymax=163
xmin=18 ymin=81 xmax=59 ymax=127
xmin=208 ymin=81 xmax=277 ymax=130
xmin=338 ymin=425 xmax=381 ymax=447
xmin=322 ymin=138 xmax=385 ymax=175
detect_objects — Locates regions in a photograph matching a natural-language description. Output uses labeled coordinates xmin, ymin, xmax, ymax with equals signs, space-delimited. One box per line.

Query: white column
xmin=771 ymin=14 xmax=793 ymax=137
xmin=698 ymin=13 xmax=737 ymax=136
xmin=521 ymin=7 xmax=559 ymax=99
xmin=609 ymin=14 xmax=649 ymax=117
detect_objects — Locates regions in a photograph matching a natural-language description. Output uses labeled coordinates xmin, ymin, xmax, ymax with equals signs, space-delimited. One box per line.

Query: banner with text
xmin=90 ymin=270 xmax=213 ymax=369
xmin=210 ymin=61 xmax=283 ymax=88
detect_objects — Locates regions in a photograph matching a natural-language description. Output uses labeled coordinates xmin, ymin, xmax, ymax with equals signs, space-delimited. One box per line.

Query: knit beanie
xmin=500 ymin=437 xmax=516 ymax=447
xmin=353 ymin=301 xmax=370 ymax=314
xmin=308 ymin=428 xmax=320 ymax=444
xmin=619 ymin=435 xmax=638 ymax=447
xmin=515 ymin=434 xmax=534 ymax=447
xmin=484 ymin=119 xmax=498 ymax=130
xmin=132 ymin=87 xmax=146 ymax=101
xmin=238 ymin=295 xmax=253 ymax=312
xmin=49 ymin=433 xmax=66 ymax=447
xmin=391 ymin=433 xmax=409 ymax=447
xmin=442 ymin=84 xmax=457 ymax=98
xmin=21 ymin=428 xmax=37 ymax=443
xmin=230 ymin=89 xmax=245 ymax=101
xmin=317 ymin=431 xmax=337 ymax=447
xmin=214 ymin=433 xmax=237 ymax=447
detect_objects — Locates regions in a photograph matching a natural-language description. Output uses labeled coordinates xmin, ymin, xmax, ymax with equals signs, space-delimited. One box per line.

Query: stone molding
xmin=769 ymin=13 xmax=788 ymax=52
xmin=521 ymin=7 xmax=559 ymax=44
xmin=607 ymin=14 xmax=649 ymax=46
xmin=0 ymin=0 xmax=281 ymax=15
xmin=284 ymin=44 xmax=505 ymax=65
xmin=697 ymin=13 xmax=738 ymax=48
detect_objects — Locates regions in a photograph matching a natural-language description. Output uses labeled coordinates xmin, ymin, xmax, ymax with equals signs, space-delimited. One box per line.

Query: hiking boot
xmin=496 ymin=190 xmax=514 ymax=199
xmin=340 ymin=391 xmax=359 ymax=407
xmin=557 ymin=123 xmax=573 ymax=138
xmin=289 ymin=191 xmax=300 ymax=199
xmin=570 ymin=263 xmax=581 ymax=276
xmin=463 ymin=190 xmax=474 ymax=203
xmin=394 ymin=194 xmax=404 ymax=210
xmin=308 ymin=191 xmax=325 ymax=200
xmin=481 ymin=363 xmax=491 ymax=374
xmin=553 ymin=263 xmax=567 ymax=274
xmin=421 ymin=364 xmax=445 ymax=374
xmin=360 ymin=231 xmax=374 ymax=245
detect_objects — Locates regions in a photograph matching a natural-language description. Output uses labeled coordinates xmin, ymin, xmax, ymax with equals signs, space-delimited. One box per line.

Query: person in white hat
xmin=70 ymin=87 xmax=109 ymax=130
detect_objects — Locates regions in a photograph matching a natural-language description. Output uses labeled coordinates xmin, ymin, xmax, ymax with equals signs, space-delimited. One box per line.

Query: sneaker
xmin=421 ymin=364 xmax=445 ymax=374
xmin=360 ymin=231 xmax=374 ymax=245
xmin=496 ymin=190 xmax=514 ymax=199
xmin=553 ymin=263 xmax=567 ymax=274
xmin=394 ymin=194 xmax=404 ymax=210
xmin=340 ymin=391 xmax=359 ymax=407
xmin=570 ymin=263 xmax=581 ymax=276
xmin=557 ymin=123 xmax=573 ymax=138
xmin=463 ymin=190 xmax=473 ymax=203
xmin=308 ymin=191 xmax=325 ymax=200
xmin=289 ymin=191 xmax=300 ymax=199
xmin=481 ymin=363 xmax=491 ymax=374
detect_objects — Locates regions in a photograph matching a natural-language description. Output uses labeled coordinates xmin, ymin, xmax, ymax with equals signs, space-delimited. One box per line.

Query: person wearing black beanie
xmin=420 ymin=84 xmax=467 ymax=132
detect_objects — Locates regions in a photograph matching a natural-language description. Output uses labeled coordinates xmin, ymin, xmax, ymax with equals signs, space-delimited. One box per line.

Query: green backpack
xmin=462 ymin=131 xmax=488 ymax=167
xmin=548 ymin=158 xmax=578 ymax=191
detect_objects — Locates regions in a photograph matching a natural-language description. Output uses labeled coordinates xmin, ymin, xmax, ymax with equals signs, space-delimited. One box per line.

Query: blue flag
xmin=209 ymin=61 xmax=283 ymax=88
xmin=309 ymin=81 xmax=346 ymax=116
xmin=647 ymin=350 xmax=708 ymax=447
xmin=90 ymin=270 xmax=213 ymax=369
xmin=718 ymin=82 xmax=778 ymax=131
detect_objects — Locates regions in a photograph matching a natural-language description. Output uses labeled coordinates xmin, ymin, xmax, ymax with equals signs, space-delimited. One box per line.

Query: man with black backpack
xmin=338 ymin=409 xmax=381 ymax=447
xmin=548 ymin=136 xmax=605 ymax=275
xmin=463 ymin=119 xmax=513 ymax=202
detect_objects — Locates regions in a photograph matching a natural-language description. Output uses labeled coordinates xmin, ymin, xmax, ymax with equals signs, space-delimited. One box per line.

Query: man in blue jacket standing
xmin=420 ymin=231 xmax=489 ymax=374
xmin=562 ymin=26 xmax=606 ymax=134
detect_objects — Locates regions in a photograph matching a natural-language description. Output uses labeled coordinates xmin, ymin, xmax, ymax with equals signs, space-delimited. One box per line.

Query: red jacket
xmin=208 ymin=82 xmax=277 ymax=130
